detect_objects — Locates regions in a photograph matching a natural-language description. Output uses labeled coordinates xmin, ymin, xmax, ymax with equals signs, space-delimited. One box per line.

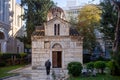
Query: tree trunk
xmin=111 ymin=1 xmax=120 ymax=76
xmin=113 ymin=10 xmax=120 ymax=54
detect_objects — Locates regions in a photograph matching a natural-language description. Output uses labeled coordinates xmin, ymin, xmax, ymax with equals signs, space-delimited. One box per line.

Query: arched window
xmin=0 ymin=32 xmax=5 ymax=39
xmin=52 ymin=43 xmax=62 ymax=49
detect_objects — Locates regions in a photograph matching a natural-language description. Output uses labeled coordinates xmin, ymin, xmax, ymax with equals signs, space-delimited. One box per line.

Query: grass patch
xmin=69 ymin=74 xmax=120 ymax=80
xmin=0 ymin=64 xmax=26 ymax=78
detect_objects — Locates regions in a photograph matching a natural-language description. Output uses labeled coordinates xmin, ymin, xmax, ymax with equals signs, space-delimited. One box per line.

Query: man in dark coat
xmin=45 ymin=59 xmax=51 ymax=75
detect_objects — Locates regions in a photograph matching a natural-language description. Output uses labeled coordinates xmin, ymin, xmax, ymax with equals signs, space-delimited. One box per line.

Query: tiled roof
xmin=69 ymin=28 xmax=80 ymax=36
xmin=32 ymin=31 xmax=45 ymax=36
xmin=32 ymin=27 xmax=80 ymax=36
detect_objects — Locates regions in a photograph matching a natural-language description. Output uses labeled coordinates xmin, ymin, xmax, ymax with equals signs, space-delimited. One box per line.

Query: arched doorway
xmin=52 ymin=43 xmax=62 ymax=68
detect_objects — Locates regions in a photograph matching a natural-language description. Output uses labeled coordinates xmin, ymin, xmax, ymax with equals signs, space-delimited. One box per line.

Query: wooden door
xmin=52 ymin=51 xmax=62 ymax=68
xmin=57 ymin=51 xmax=62 ymax=67
xmin=52 ymin=51 xmax=57 ymax=68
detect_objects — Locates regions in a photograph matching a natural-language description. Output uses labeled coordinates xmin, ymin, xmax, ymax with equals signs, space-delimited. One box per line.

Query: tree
xmin=100 ymin=0 xmax=117 ymax=40
xmin=77 ymin=4 xmax=102 ymax=54
xmin=21 ymin=0 xmax=54 ymax=44
xmin=100 ymin=0 xmax=120 ymax=76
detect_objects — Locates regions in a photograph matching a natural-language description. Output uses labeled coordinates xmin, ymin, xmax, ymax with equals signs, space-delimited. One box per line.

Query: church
xmin=32 ymin=6 xmax=83 ymax=69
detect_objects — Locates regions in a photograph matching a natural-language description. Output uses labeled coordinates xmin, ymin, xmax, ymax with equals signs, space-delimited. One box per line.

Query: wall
xmin=45 ymin=18 xmax=69 ymax=36
xmin=32 ymin=36 xmax=83 ymax=69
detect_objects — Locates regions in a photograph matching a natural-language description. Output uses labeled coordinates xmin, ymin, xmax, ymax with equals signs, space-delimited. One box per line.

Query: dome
xmin=47 ymin=6 xmax=65 ymax=21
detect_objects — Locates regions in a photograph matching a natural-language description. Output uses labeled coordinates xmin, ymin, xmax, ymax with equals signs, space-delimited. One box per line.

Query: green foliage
xmin=1 ymin=53 xmax=21 ymax=59
xmin=107 ymin=60 xmax=120 ymax=75
xmin=69 ymin=74 xmax=120 ymax=80
xmin=0 ymin=62 xmax=6 ymax=67
xmin=100 ymin=0 xmax=120 ymax=76
xmin=107 ymin=52 xmax=120 ymax=75
xmin=20 ymin=52 xmax=27 ymax=58
xmin=0 ymin=52 xmax=2 ymax=57
xmin=0 ymin=65 xmax=25 ymax=78
xmin=67 ymin=62 xmax=83 ymax=77
xmin=0 ymin=53 xmax=29 ymax=66
xmin=77 ymin=4 xmax=102 ymax=53
xmin=94 ymin=61 xmax=106 ymax=69
xmin=96 ymin=56 xmax=107 ymax=61
xmin=107 ymin=61 xmax=114 ymax=70
xmin=100 ymin=0 xmax=117 ymax=40
xmin=94 ymin=61 xmax=106 ymax=74
xmin=21 ymin=0 xmax=54 ymax=44
xmin=86 ymin=62 xmax=94 ymax=70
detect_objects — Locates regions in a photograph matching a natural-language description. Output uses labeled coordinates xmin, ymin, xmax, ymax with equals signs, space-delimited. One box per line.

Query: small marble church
xmin=31 ymin=6 xmax=83 ymax=69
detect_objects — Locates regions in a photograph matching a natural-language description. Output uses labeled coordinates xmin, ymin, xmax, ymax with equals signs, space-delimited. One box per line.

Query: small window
xmin=54 ymin=24 xmax=57 ymax=35
xmin=54 ymin=24 xmax=60 ymax=36
xmin=44 ymin=41 xmax=50 ymax=48
xmin=17 ymin=46 xmax=19 ymax=53
xmin=58 ymin=24 xmax=60 ymax=35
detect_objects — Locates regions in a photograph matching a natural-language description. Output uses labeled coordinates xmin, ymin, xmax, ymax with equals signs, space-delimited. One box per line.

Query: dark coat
xmin=45 ymin=60 xmax=51 ymax=68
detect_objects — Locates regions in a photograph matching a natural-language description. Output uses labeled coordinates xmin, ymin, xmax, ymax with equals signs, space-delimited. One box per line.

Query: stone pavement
xmin=3 ymin=66 xmax=68 ymax=80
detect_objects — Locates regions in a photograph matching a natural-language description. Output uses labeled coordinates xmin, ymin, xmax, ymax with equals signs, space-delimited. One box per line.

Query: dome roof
xmin=47 ymin=6 xmax=65 ymax=21
xmin=49 ymin=6 xmax=64 ymax=13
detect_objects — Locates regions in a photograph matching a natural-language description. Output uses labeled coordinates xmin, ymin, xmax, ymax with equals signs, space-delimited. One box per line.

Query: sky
xmin=16 ymin=0 xmax=100 ymax=7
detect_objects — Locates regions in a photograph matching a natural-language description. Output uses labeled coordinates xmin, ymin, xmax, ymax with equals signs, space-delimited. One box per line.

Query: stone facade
xmin=32 ymin=6 xmax=83 ymax=69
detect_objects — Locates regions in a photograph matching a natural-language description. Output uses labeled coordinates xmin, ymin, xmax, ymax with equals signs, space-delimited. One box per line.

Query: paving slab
xmin=3 ymin=66 xmax=68 ymax=80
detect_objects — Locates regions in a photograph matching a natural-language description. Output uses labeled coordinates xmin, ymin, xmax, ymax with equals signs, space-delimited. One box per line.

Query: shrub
xmin=0 ymin=62 xmax=6 ymax=67
xmin=67 ymin=62 xmax=83 ymax=77
xmin=86 ymin=62 xmax=94 ymax=70
xmin=1 ymin=53 xmax=21 ymax=59
xmin=20 ymin=53 xmax=27 ymax=64
xmin=20 ymin=52 xmax=27 ymax=58
xmin=107 ymin=61 xmax=114 ymax=70
xmin=107 ymin=60 xmax=120 ymax=75
xmin=94 ymin=61 xmax=106 ymax=74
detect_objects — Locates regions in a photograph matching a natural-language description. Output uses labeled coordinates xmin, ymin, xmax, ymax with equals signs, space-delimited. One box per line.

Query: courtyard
xmin=0 ymin=0 xmax=120 ymax=80
xmin=0 ymin=65 xmax=120 ymax=80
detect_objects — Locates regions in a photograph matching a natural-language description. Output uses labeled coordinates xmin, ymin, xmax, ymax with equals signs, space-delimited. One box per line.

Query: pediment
xmin=46 ymin=17 xmax=70 ymax=25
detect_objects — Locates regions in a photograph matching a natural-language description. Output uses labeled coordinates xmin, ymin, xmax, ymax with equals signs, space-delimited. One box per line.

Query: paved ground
xmin=3 ymin=66 xmax=68 ymax=80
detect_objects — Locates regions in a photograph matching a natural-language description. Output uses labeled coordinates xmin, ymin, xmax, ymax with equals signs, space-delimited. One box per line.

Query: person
xmin=45 ymin=59 xmax=51 ymax=75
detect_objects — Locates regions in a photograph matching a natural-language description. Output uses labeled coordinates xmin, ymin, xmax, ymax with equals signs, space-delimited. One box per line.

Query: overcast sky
xmin=16 ymin=0 xmax=100 ymax=7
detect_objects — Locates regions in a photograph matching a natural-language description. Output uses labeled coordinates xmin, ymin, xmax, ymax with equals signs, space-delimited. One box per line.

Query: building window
xmin=17 ymin=16 xmax=20 ymax=27
xmin=2 ymin=1 xmax=5 ymax=21
xmin=17 ymin=46 xmax=19 ymax=53
xmin=58 ymin=24 xmax=60 ymax=35
xmin=54 ymin=24 xmax=57 ymax=35
xmin=54 ymin=24 xmax=60 ymax=36
xmin=0 ymin=32 xmax=5 ymax=39
xmin=0 ymin=1 xmax=1 ymax=20
xmin=0 ymin=43 xmax=1 ymax=52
